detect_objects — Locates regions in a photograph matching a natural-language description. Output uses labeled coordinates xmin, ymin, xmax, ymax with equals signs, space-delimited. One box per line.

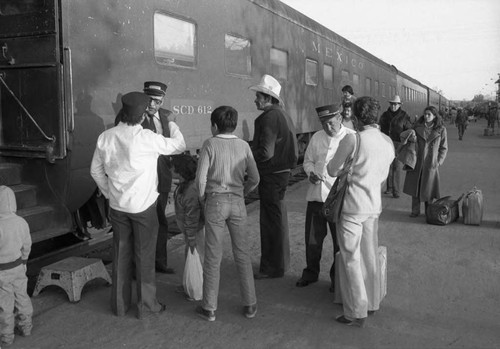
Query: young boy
xmin=195 ymin=105 xmax=260 ymax=321
xmin=0 ymin=186 xmax=33 ymax=346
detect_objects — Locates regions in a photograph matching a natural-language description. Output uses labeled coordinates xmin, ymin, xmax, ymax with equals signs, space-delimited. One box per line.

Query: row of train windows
xmin=154 ymin=12 xmax=395 ymax=97
xmin=402 ymin=86 xmax=427 ymax=104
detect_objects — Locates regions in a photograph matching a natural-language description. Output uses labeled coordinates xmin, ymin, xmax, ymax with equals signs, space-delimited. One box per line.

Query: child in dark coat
xmin=0 ymin=186 xmax=33 ymax=346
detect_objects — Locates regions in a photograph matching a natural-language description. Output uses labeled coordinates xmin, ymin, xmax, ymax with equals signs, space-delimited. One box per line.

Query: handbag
xmin=322 ymin=133 xmax=360 ymax=223
xmin=425 ymin=194 xmax=464 ymax=226
xmin=182 ymin=247 xmax=203 ymax=301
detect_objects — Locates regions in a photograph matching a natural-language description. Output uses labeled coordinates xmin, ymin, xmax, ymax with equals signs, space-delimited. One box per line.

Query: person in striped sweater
xmin=195 ymin=106 xmax=260 ymax=322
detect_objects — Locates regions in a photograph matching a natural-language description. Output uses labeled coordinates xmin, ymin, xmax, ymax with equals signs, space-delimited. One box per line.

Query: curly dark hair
xmin=353 ymin=96 xmax=380 ymax=126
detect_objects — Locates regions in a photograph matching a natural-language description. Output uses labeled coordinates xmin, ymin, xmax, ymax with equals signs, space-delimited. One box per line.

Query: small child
xmin=194 ymin=105 xmax=260 ymax=321
xmin=0 ymin=186 xmax=33 ymax=346
xmin=171 ymin=154 xmax=205 ymax=264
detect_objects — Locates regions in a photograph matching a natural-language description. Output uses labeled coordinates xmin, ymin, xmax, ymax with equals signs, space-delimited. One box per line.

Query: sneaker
xmin=243 ymin=304 xmax=257 ymax=319
xmin=196 ymin=306 xmax=215 ymax=322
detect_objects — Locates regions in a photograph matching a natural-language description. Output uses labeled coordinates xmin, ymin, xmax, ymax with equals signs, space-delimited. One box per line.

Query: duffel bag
xmin=462 ymin=187 xmax=484 ymax=225
xmin=426 ymin=194 xmax=464 ymax=226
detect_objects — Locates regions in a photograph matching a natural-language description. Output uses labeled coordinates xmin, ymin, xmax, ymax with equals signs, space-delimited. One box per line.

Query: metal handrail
xmin=0 ymin=75 xmax=56 ymax=143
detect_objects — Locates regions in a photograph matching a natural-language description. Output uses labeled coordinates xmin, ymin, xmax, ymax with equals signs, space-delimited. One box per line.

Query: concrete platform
xmin=10 ymin=121 xmax=500 ymax=349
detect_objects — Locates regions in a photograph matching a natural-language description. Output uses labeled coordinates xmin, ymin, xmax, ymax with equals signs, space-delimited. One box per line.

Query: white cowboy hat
xmin=389 ymin=95 xmax=402 ymax=104
xmin=249 ymin=74 xmax=282 ymax=104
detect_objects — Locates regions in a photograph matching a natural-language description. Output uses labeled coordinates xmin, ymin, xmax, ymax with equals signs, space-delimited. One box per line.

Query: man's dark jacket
xmin=252 ymin=105 xmax=298 ymax=175
xmin=379 ymin=107 xmax=413 ymax=142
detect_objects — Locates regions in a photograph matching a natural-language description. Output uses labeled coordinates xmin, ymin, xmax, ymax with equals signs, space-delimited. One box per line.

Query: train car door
xmin=0 ymin=0 xmax=65 ymax=162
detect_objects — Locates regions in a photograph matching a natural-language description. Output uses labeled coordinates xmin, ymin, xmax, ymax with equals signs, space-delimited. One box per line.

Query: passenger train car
xmin=0 ymin=0 xmax=447 ymax=245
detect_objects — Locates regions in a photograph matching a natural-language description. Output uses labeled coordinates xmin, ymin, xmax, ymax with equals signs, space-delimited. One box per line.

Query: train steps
xmin=0 ymin=161 xmax=72 ymax=243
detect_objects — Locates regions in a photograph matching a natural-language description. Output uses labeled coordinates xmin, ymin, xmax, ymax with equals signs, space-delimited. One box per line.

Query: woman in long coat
xmin=403 ymin=106 xmax=448 ymax=217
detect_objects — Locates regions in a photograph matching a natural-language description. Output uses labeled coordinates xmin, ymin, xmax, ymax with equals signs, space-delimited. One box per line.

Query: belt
xmin=0 ymin=257 xmax=23 ymax=271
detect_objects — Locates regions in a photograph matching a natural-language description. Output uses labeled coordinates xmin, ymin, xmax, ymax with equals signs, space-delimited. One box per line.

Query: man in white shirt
xmin=296 ymin=103 xmax=355 ymax=291
xmin=91 ymin=91 xmax=185 ymax=319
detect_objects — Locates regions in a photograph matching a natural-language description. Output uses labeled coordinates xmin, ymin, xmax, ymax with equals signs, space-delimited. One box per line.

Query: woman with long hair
xmin=403 ymin=106 xmax=448 ymax=217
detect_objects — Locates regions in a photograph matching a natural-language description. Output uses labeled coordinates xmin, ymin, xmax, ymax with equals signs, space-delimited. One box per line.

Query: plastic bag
xmin=182 ymin=248 xmax=203 ymax=301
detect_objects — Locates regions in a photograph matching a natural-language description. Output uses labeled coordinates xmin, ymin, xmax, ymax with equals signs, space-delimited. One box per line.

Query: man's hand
xmin=188 ymin=239 xmax=196 ymax=253
xmin=309 ymin=172 xmax=323 ymax=185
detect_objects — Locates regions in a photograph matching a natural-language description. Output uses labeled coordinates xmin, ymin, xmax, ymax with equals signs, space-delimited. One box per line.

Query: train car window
xmin=365 ymin=78 xmax=371 ymax=96
xmin=154 ymin=12 xmax=196 ymax=68
xmin=353 ymin=73 xmax=359 ymax=92
xmin=270 ymin=48 xmax=288 ymax=81
xmin=225 ymin=34 xmax=252 ymax=77
xmin=305 ymin=59 xmax=318 ymax=86
xmin=323 ymin=64 xmax=333 ymax=89
xmin=381 ymin=82 xmax=386 ymax=97
xmin=0 ymin=0 xmax=46 ymax=15
xmin=341 ymin=70 xmax=350 ymax=85
xmin=375 ymin=81 xmax=379 ymax=96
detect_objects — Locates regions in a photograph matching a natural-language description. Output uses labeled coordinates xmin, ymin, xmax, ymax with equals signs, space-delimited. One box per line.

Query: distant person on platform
xmin=341 ymin=85 xmax=355 ymax=105
xmin=114 ymin=81 xmax=177 ymax=274
xmin=378 ymin=95 xmax=412 ymax=198
xmin=0 ymin=186 xmax=33 ymax=346
xmin=250 ymin=74 xmax=298 ymax=279
xmin=91 ymin=92 xmax=185 ymax=319
xmin=455 ymin=108 xmax=468 ymax=140
xmin=487 ymin=103 xmax=499 ymax=134
xmin=296 ymin=103 xmax=355 ymax=292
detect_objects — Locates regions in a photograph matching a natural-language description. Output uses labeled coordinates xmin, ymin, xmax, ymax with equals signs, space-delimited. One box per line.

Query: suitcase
xmin=462 ymin=187 xmax=484 ymax=225
xmin=426 ymin=195 xmax=463 ymax=225
xmin=484 ymin=128 xmax=494 ymax=136
xmin=333 ymin=245 xmax=387 ymax=308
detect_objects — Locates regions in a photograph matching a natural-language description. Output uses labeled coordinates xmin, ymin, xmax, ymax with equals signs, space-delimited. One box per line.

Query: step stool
xmin=32 ymin=257 xmax=112 ymax=302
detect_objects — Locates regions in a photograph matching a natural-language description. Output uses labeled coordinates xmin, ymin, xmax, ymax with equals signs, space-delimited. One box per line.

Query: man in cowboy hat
xmin=378 ymin=95 xmax=413 ymax=198
xmin=295 ymin=103 xmax=355 ymax=291
xmin=249 ymin=74 xmax=298 ymax=279
xmin=141 ymin=81 xmax=179 ymax=274
xmin=91 ymin=91 xmax=185 ymax=318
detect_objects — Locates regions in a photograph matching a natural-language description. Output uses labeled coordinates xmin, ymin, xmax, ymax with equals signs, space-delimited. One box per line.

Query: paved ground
xmin=9 ymin=120 xmax=500 ymax=349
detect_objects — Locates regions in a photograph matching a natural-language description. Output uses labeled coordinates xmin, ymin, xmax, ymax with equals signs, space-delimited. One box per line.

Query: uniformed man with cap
xmin=91 ymin=91 xmax=185 ymax=318
xmin=249 ymin=74 xmax=298 ymax=279
xmin=142 ymin=81 xmax=179 ymax=274
xmin=295 ymin=103 xmax=355 ymax=291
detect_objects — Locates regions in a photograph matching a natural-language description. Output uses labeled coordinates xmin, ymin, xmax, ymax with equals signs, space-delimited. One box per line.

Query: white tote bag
xmin=182 ymin=248 xmax=203 ymax=301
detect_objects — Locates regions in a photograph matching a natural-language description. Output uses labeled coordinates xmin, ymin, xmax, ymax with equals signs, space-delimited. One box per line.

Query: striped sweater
xmin=196 ymin=134 xmax=260 ymax=198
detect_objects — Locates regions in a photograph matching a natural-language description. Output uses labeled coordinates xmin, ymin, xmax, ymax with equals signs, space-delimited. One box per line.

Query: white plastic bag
xmin=182 ymin=248 xmax=203 ymax=301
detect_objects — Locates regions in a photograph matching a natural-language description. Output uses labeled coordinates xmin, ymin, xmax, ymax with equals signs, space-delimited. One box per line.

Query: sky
xmin=280 ymin=0 xmax=500 ymax=101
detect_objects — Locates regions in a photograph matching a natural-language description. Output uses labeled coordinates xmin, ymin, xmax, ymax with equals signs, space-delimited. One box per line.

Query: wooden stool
xmin=33 ymin=257 xmax=112 ymax=302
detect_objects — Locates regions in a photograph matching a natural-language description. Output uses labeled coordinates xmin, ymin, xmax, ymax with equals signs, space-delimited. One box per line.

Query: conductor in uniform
xmin=142 ymin=81 xmax=178 ymax=274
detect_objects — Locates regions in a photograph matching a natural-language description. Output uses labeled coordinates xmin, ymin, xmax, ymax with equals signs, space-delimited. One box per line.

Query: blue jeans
xmin=202 ymin=193 xmax=256 ymax=311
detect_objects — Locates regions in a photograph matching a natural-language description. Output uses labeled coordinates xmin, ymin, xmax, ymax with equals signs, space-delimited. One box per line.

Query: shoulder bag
xmin=322 ymin=133 xmax=360 ymax=223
